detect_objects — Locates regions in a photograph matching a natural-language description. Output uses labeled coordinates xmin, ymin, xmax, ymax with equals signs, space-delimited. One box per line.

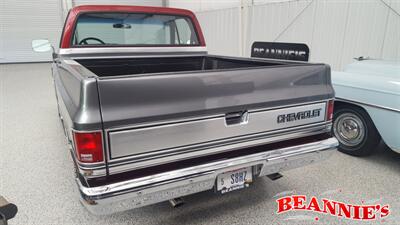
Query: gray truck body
xmin=47 ymin=5 xmax=338 ymax=215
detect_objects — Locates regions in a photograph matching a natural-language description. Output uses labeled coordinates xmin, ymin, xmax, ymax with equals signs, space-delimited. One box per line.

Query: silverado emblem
xmin=277 ymin=108 xmax=322 ymax=123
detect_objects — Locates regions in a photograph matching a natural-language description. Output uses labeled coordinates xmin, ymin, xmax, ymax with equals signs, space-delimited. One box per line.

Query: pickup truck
xmin=32 ymin=5 xmax=338 ymax=215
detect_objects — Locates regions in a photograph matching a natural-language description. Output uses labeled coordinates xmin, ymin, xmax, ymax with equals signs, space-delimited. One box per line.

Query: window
xmin=72 ymin=13 xmax=199 ymax=46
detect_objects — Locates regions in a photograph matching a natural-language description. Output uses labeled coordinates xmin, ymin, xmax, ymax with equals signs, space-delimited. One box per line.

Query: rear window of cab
xmin=71 ymin=13 xmax=200 ymax=47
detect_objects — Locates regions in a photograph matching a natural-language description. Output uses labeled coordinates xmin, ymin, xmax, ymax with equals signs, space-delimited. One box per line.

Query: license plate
xmin=216 ymin=167 xmax=253 ymax=194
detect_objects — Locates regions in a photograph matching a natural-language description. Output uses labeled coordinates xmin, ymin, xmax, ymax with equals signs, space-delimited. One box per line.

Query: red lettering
xmin=352 ymin=205 xmax=362 ymax=220
xmin=306 ymin=196 xmax=322 ymax=212
xmin=337 ymin=202 xmax=352 ymax=218
xmin=380 ymin=205 xmax=390 ymax=218
xmin=322 ymin=199 xmax=337 ymax=216
xmin=276 ymin=197 xmax=293 ymax=213
xmin=276 ymin=196 xmax=390 ymax=221
xmin=361 ymin=206 xmax=376 ymax=220
xmin=292 ymin=195 xmax=307 ymax=210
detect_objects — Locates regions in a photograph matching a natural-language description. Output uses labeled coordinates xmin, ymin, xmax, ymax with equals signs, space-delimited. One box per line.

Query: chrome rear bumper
xmin=77 ymin=137 xmax=338 ymax=215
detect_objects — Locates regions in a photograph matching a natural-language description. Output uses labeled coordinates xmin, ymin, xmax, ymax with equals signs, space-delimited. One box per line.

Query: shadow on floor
xmin=361 ymin=142 xmax=400 ymax=171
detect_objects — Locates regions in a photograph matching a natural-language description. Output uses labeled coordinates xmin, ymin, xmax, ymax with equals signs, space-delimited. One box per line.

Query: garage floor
xmin=1 ymin=63 xmax=399 ymax=225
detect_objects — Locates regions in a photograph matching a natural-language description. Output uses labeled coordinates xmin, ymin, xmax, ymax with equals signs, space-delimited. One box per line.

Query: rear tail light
xmin=73 ymin=131 xmax=104 ymax=163
xmin=326 ymin=100 xmax=334 ymax=121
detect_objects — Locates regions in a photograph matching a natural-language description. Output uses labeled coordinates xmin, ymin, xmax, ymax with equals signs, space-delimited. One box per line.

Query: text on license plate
xmin=217 ymin=167 xmax=253 ymax=194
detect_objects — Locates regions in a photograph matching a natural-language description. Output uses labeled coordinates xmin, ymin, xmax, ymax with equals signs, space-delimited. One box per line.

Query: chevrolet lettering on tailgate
xmin=277 ymin=108 xmax=323 ymax=124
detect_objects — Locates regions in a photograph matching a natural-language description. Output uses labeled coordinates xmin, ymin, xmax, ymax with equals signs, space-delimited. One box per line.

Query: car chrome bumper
xmin=77 ymin=137 xmax=338 ymax=215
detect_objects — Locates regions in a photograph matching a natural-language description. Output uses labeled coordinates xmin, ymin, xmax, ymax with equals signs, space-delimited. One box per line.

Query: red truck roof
xmin=60 ymin=5 xmax=206 ymax=48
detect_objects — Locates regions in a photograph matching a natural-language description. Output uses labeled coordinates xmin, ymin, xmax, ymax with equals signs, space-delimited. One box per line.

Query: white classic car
xmin=332 ymin=59 xmax=400 ymax=156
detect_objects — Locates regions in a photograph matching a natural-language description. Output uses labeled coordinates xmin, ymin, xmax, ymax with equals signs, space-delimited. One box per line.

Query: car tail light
xmin=73 ymin=131 xmax=104 ymax=163
xmin=326 ymin=100 xmax=334 ymax=121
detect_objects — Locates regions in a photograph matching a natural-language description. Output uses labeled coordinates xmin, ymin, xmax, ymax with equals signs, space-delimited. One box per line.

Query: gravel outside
xmin=1 ymin=63 xmax=399 ymax=225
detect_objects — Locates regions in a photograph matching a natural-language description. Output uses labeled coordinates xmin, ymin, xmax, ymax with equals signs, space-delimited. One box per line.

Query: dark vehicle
xmin=32 ymin=5 xmax=338 ymax=215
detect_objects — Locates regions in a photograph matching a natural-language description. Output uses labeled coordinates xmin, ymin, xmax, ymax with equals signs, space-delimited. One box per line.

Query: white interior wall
xmin=170 ymin=0 xmax=400 ymax=70
xmin=168 ymin=0 xmax=240 ymax=12
xmin=249 ymin=0 xmax=400 ymax=69
xmin=0 ymin=0 xmax=4 ymax=60
xmin=381 ymin=0 xmax=400 ymax=60
xmin=196 ymin=7 xmax=241 ymax=56
xmin=1 ymin=0 xmax=398 ymax=65
xmin=167 ymin=0 xmax=242 ymax=56
xmin=0 ymin=0 xmax=164 ymax=63
xmin=0 ymin=0 xmax=64 ymax=63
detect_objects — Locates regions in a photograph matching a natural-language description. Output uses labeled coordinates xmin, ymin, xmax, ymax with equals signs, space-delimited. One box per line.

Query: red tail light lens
xmin=73 ymin=131 xmax=104 ymax=163
xmin=326 ymin=100 xmax=334 ymax=121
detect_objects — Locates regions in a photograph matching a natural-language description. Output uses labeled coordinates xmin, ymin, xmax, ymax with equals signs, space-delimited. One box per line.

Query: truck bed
xmin=76 ymin=56 xmax=290 ymax=77
xmin=72 ymin=55 xmax=334 ymax=172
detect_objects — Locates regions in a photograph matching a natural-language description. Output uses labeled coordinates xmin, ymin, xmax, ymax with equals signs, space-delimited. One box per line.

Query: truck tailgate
xmin=96 ymin=64 xmax=333 ymax=162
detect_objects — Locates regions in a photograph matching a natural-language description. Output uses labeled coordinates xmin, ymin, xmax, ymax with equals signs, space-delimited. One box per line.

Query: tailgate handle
xmin=225 ymin=111 xmax=249 ymax=126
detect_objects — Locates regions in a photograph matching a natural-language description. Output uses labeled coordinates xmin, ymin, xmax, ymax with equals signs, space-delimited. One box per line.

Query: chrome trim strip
xmin=77 ymin=167 xmax=107 ymax=178
xmin=68 ymin=53 xmax=209 ymax=60
xmin=335 ymin=97 xmax=400 ymax=113
xmin=248 ymin=99 xmax=330 ymax=113
xmin=105 ymin=99 xmax=332 ymax=132
xmin=108 ymin=102 xmax=327 ymax=159
xmin=107 ymin=122 xmax=332 ymax=175
xmin=77 ymin=137 xmax=338 ymax=215
xmin=76 ymin=161 xmax=106 ymax=170
xmin=59 ymin=47 xmax=208 ymax=55
xmin=108 ymin=102 xmax=326 ymax=160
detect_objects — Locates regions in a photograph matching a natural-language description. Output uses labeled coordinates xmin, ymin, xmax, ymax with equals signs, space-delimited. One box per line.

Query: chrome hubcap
xmin=333 ymin=113 xmax=365 ymax=147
